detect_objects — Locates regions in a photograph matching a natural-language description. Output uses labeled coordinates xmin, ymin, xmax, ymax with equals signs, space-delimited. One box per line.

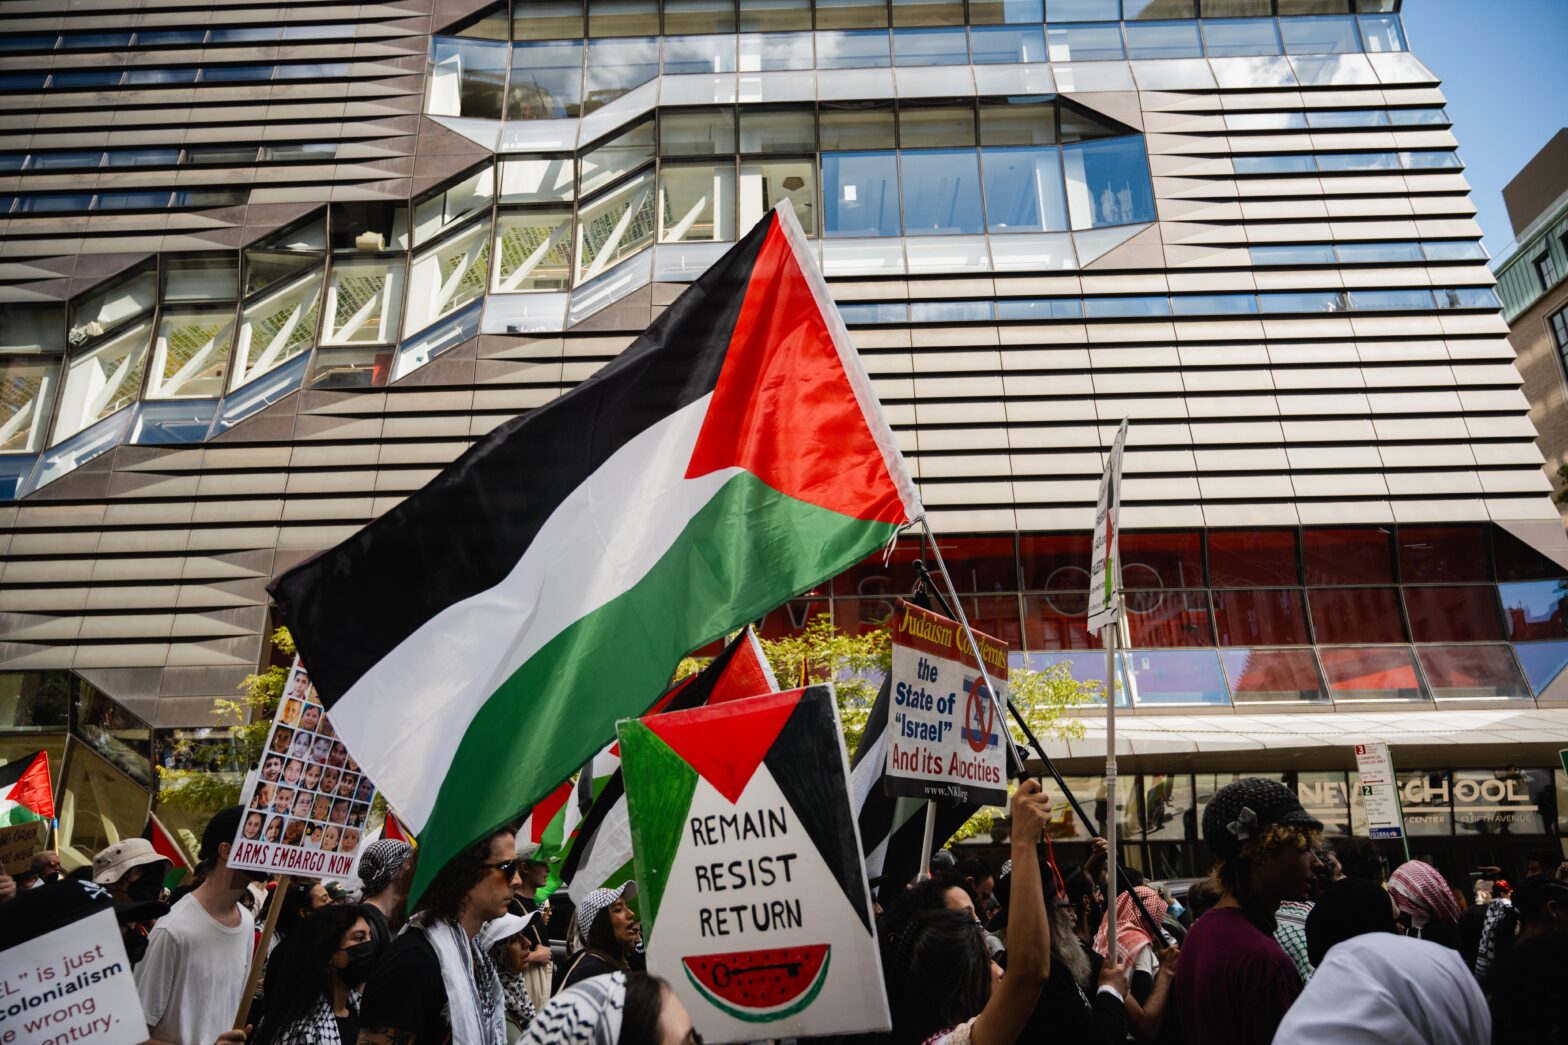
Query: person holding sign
xmin=881 ymin=780 xmax=1056 ymax=1045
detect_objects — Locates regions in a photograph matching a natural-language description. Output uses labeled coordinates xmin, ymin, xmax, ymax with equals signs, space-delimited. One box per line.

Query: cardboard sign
xmin=0 ymin=821 xmax=48 ymax=876
xmin=883 ymin=600 xmax=1009 ymax=807
xmin=228 ymin=660 xmax=374 ymax=879
xmin=619 ymin=686 xmax=890 ymax=1043
xmin=1354 ymin=741 xmax=1404 ymax=841
xmin=0 ymin=906 xmax=145 ymax=1045
xmin=1087 ymin=417 xmax=1129 ymax=633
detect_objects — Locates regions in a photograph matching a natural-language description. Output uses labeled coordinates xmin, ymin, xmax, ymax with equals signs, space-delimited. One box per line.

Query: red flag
xmin=144 ymin=811 xmax=193 ymax=869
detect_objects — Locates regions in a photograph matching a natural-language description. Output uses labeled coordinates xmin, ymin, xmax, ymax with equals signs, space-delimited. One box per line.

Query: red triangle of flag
xmin=642 ymin=690 xmax=802 ymax=804
xmin=144 ymin=812 xmax=192 ymax=869
xmin=6 ymin=751 xmax=53 ymax=820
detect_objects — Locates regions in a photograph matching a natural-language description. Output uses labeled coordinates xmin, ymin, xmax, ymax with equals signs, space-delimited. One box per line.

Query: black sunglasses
xmin=485 ymin=859 xmax=521 ymax=879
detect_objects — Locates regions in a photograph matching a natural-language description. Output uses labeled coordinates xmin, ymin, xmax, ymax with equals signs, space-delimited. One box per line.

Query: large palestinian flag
xmin=270 ymin=201 xmax=921 ymax=900
xmin=0 ymin=751 xmax=53 ymax=825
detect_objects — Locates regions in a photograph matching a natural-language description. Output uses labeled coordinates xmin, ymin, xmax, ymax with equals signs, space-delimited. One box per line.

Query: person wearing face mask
xmin=252 ymin=904 xmax=380 ymax=1045
xmin=91 ymin=837 xmax=171 ymax=966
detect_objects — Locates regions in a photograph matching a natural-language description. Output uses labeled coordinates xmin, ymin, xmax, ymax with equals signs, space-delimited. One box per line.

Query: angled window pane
xmin=15 ymin=194 xmax=94 ymax=213
xmin=135 ymin=29 xmax=206 ymax=45
xmin=149 ymin=309 xmax=235 ymax=398
xmin=0 ymin=359 xmax=59 ymax=453
xmin=500 ymin=156 xmax=575 ymax=203
xmin=816 ymin=29 xmax=892 ymax=68
xmin=739 ymin=0 xmax=811 ymax=32
xmin=980 ymin=101 xmax=1057 ymax=147
xmin=815 ymin=0 xmax=890 ymax=29
xmin=1498 ymin=580 xmax=1568 ymax=641
xmin=61 ymin=31 xmax=133 ymax=49
xmin=739 ymin=159 xmax=816 ymax=235
xmin=54 ymin=322 xmax=152 ymax=441
xmin=1212 ymin=589 xmax=1311 ymax=646
xmin=579 ymin=119 xmax=655 ymax=195
xmin=323 ymin=258 xmax=406 ymax=346
xmin=900 ymin=148 xmax=984 ymax=235
xmin=207 ymin=26 xmax=281 ymax=44
xmin=1434 ymin=287 xmax=1499 ymax=309
xmin=663 ymin=0 xmax=738 ymax=34
xmin=587 ymin=0 xmax=659 ymax=36
xmin=1122 ymin=530 xmax=1204 ymax=588
xmin=1062 ymin=136 xmax=1155 ymax=229
xmin=1346 ymin=288 xmax=1435 ymax=311
xmin=821 ymin=105 xmax=896 ymax=150
xmin=1319 ymin=646 xmax=1426 ymax=701
xmin=899 ymin=106 xmax=975 ymax=148
xmin=273 ymin=62 xmax=351 ymax=80
xmin=412 ymin=166 xmax=496 ymax=247
xmin=892 ymin=0 xmax=965 ymax=27
xmin=233 ymin=270 xmax=322 ymax=390
xmin=739 ymin=109 xmax=815 ymax=153
xmin=658 ymin=161 xmax=736 ymax=242
xmin=1305 ymin=108 xmax=1389 ymax=128
xmin=163 ymin=256 xmax=238 ymax=303
xmin=199 ymin=65 xmax=276 ymax=83
xmin=1234 ymin=154 xmax=1317 ymax=174
xmin=1514 ymin=640 xmax=1568 ymax=693
xmin=982 ymin=146 xmax=1067 ymax=233
xmin=494 ymin=210 xmax=574 ymax=292
xmin=1358 ymin=14 xmax=1404 ymax=51
xmin=1 ymin=305 xmax=63 ymax=353
xmin=514 ymin=0 xmax=585 ymax=40
xmin=29 ymin=151 xmax=102 ymax=171
xmin=969 ymin=0 xmax=1043 ymax=23
xmin=909 ymin=300 xmax=993 ymax=322
xmin=258 ymin=142 xmax=337 ymax=162
xmin=738 ymin=30 xmax=814 ymax=69
xmin=1172 ymin=293 xmax=1257 ymax=315
xmin=1389 ymin=107 xmax=1448 ymax=126
xmin=1209 ymin=528 xmax=1300 ymax=586
xmin=1221 ymin=648 xmax=1328 ymax=703
xmin=822 ymin=151 xmax=901 ymax=237
xmin=1403 ymin=586 xmax=1504 ymax=643
xmin=1200 ymin=18 xmax=1282 ymax=57
xmin=1227 ymin=112 xmax=1309 ymax=131
xmin=1047 ymin=24 xmax=1126 ymax=63
xmin=508 ymin=39 xmax=584 ymax=119
xmin=1317 ymin=152 xmax=1398 ymax=172
xmin=131 ymin=400 xmax=216 ymax=444
xmin=1126 ymin=590 xmax=1214 ymax=647
xmin=839 ymin=302 xmax=910 ymax=324
xmin=1046 ymin=0 xmax=1119 ymax=17
xmin=660 ymin=109 xmax=737 ymax=156
xmin=970 ymin=25 xmax=1048 ymax=63
xmin=996 ymin=296 xmax=1081 ymax=319
xmin=1251 ymin=243 xmax=1335 ymax=264
xmin=1415 ymin=645 xmax=1529 ymax=700
xmin=662 ymin=33 xmax=738 ymax=74
xmin=1336 ymin=240 xmax=1421 ymax=263
xmin=1399 ymin=524 xmax=1489 ymax=582
xmin=124 ymin=67 xmax=199 ymax=85
xmin=49 ymin=69 xmax=121 ymax=88
xmin=1309 ymin=587 xmax=1406 ymax=644
xmin=1304 ymin=527 xmax=1394 ymax=584
xmin=1121 ymin=649 xmax=1230 ymax=706
xmin=72 ymin=269 xmax=157 ymax=339
xmin=893 ymin=27 xmax=969 ymax=65
xmin=1258 ymin=290 xmax=1349 ymax=313
xmin=1083 ymin=295 xmax=1170 ymax=317
xmin=1124 ymin=21 xmax=1203 ymax=59
xmin=406 ymin=221 xmax=491 ymax=335
xmin=184 ymin=144 xmax=259 ymax=166
xmin=583 ymin=37 xmax=659 ymax=110
xmin=1279 ymin=15 xmax=1360 ymax=53
xmin=1401 ymin=150 xmax=1463 ymax=170
xmin=575 ymin=170 xmax=657 ymax=281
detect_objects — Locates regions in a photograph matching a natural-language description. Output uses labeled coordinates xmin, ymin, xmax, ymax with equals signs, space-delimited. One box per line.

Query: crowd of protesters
xmin=0 ymin=781 xmax=1563 ymax=1045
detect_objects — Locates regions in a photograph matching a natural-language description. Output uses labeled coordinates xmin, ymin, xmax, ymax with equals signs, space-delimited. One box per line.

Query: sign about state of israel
xmin=883 ymin=600 xmax=1009 ymax=807
xmin=618 ymin=685 xmax=889 ymax=1044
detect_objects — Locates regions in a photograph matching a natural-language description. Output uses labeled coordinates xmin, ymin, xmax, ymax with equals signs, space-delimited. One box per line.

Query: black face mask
xmin=127 ymin=870 xmax=164 ymax=902
xmin=338 ymin=941 xmax=379 ymax=988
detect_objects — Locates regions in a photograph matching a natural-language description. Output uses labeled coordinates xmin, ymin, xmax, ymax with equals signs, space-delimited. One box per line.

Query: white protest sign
xmin=884 ymin=600 xmax=1009 ymax=807
xmin=0 ymin=907 xmax=144 ymax=1045
xmin=620 ymin=686 xmax=890 ymax=1043
xmin=1354 ymin=741 xmax=1404 ymax=840
xmin=1087 ymin=418 xmax=1129 ymax=634
xmin=228 ymin=659 xmax=375 ymax=879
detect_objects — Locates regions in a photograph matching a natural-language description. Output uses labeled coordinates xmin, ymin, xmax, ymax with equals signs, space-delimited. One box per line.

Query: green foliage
xmin=155 ymin=627 xmax=295 ymax=814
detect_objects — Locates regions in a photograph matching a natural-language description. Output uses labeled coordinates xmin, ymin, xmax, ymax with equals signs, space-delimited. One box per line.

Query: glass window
xmin=1045 ymin=0 xmax=1119 ymax=17
xmin=816 ymin=0 xmax=890 ymax=28
xmin=308 ymin=347 xmax=393 ymax=390
xmin=233 ymin=270 xmax=321 ymax=390
xmin=1369 ymin=771 xmax=1450 ymax=836
xmin=135 ymin=28 xmax=206 ymax=45
xmin=124 ymin=67 xmax=198 ymax=85
xmin=739 ymin=109 xmax=815 ymax=153
xmin=739 ymin=0 xmax=811 ymax=31
xmin=1498 ymin=581 xmax=1568 ymax=641
xmin=513 ymin=0 xmax=585 ymax=39
xmin=1020 ymin=533 xmax=1092 ymax=589
xmin=892 ymin=0 xmax=965 ymax=26
xmin=0 ymin=359 xmax=60 ymax=453
xmin=816 ymin=29 xmax=892 ymax=67
xmin=658 ymin=161 xmax=736 ymax=242
xmin=1434 ymin=287 xmax=1500 ymax=309
xmin=199 ymin=65 xmax=277 ymax=83
xmin=1305 ymin=109 xmax=1389 ymax=129
xmin=739 ymin=159 xmax=817 ymax=234
xmin=428 ymin=33 xmax=507 ymax=120
xmin=1171 ymin=293 xmax=1257 ymax=315
xmin=982 ymin=146 xmax=1068 ymax=234
xmin=1063 ymin=136 xmax=1155 ymax=230
xmin=57 ymin=742 xmax=152 ymax=871
xmin=1226 ymin=112 xmax=1309 ymax=131
xmin=53 ymin=322 xmax=152 ymax=441
xmin=508 ymin=39 xmax=584 ymax=119
xmin=1212 ymin=589 xmax=1311 ymax=646
xmin=323 ymin=258 xmax=406 ymax=345
xmin=583 ymin=37 xmax=659 ymax=110
xmin=273 ymin=62 xmax=352 ymax=80
xmin=1279 ymin=15 xmax=1360 ymax=53
xmin=1337 ymin=241 xmax=1421 ymax=263
xmin=1 ymin=304 xmax=63 ymax=353
xmin=1304 ymin=527 xmax=1394 ymax=584
xmin=900 ymin=149 xmax=985 ymax=235
xmin=30 ymin=150 xmax=102 ymax=170
xmin=1309 ymin=587 xmax=1406 ymax=644
xmin=500 ymin=157 xmax=576 ymax=204
xmin=1121 ymin=649 xmax=1230 ymax=706
xmin=1121 ymin=531 xmax=1203 ymax=588
xmin=900 ymin=107 xmax=975 ymax=148
xmin=1403 ymin=586 xmax=1504 ymax=643
xmin=405 ymin=220 xmax=491 ymax=336
xmin=575 ymin=170 xmax=657 ymax=281
xmin=1136 ymin=772 xmax=1192 ymax=841
xmin=1083 ymin=295 xmax=1171 ymax=317
xmin=839 ymin=302 xmax=911 ymax=324
xmin=1123 ymin=0 xmax=1194 ymax=15
xmin=0 ymin=674 xmax=70 ymax=730
xmin=162 ymin=256 xmax=239 ymax=303
xmin=980 ymin=101 xmax=1057 ymax=147
xmin=1451 ymin=768 xmax=1550 ymax=835
xmin=588 ymin=0 xmax=659 ymax=36
xmin=909 ymin=300 xmax=994 ymax=322
xmin=823 ymin=151 xmax=901 ymax=237
xmin=1514 ymin=640 xmax=1568 ymax=694
xmin=73 ymin=269 xmax=157 ymax=338
xmin=1124 ymin=21 xmax=1203 ymax=59
xmin=1222 ymin=648 xmax=1328 ymax=703
xmin=738 ymin=30 xmax=814 ymax=68
xmin=411 ymin=167 xmax=495 ymax=248
xmin=1047 ymin=24 xmax=1126 ymax=62
xmin=664 ymin=0 xmax=738 ymax=34
xmin=662 ymin=33 xmax=738 ymax=73
xmin=1319 ymin=646 xmax=1426 ymax=701
xmin=971 ymin=25 xmax=1048 ymax=62
xmin=493 ymin=210 xmax=574 ymax=292
xmin=1024 ymin=592 xmax=1100 ymax=650
xmin=260 ymin=142 xmax=337 ymax=162
xmin=1389 ymin=108 xmax=1449 ymax=126
xmin=1399 ymin=525 xmax=1489 ymax=583
xmin=14 ymin=194 xmax=93 ymax=214
xmin=661 ymin=109 xmax=737 ymax=156
xmin=49 ymin=69 xmax=122 ymax=88
xmin=995 ymin=297 xmax=1083 ymax=318
xmin=1416 ymin=645 xmax=1530 ymax=701
xmin=1200 ymin=18 xmax=1282 ymax=57
xmin=1208 ymin=529 xmax=1300 ymax=586
xmin=580 ymin=120 xmax=655 ymax=195
xmin=131 ymin=400 xmax=218 ymax=444
xmin=931 ymin=535 xmax=1017 ymax=592
xmin=893 ymin=27 xmax=969 ymax=64
xmin=148 ymin=310 xmax=234 ymax=399
xmin=1258 ymin=290 xmax=1348 ymax=313
xmin=1196 ymin=772 xmax=1286 ymax=837
xmin=1251 ymin=243 xmax=1336 ymax=265
xmin=1317 ymin=152 xmax=1399 ymax=172
xmin=821 ymin=105 xmax=897 ymax=150
xmin=968 ymin=0 xmax=1043 ymax=23
xmin=1289 ymin=771 xmax=1350 ymax=834
xmin=1358 ymin=14 xmax=1404 ymax=51
xmin=1347 ymin=289 xmax=1436 ymax=311
xmin=1126 ymin=590 xmax=1213 ymax=647
xmin=1495 ymin=529 xmax=1568 ymax=582
xmin=1233 ymin=154 xmax=1318 ymax=174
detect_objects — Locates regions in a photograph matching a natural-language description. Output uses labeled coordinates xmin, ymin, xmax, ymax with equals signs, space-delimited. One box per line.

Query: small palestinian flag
xmin=618 ymin=686 xmax=889 ymax=1042
xmin=144 ymin=811 xmax=194 ymax=889
xmin=271 ymin=201 xmax=920 ymax=901
xmin=382 ymin=810 xmax=415 ymax=846
xmin=0 ymin=751 xmax=53 ymax=825
xmin=562 ymin=626 xmax=777 ymax=904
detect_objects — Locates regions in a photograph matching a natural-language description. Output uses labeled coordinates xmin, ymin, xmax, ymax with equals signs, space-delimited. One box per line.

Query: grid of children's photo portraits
xmin=240 ymin=664 xmax=371 ymax=857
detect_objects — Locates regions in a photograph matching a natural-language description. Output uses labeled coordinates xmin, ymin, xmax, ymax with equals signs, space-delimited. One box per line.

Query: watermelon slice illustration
xmin=681 ymin=944 xmax=830 ymax=1022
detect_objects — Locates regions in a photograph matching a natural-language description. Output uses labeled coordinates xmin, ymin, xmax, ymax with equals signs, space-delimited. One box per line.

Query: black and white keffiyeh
xmin=521 ymin=971 xmax=626 ymax=1045
xmin=270 ymin=993 xmax=359 ymax=1045
xmin=409 ymin=913 xmax=507 ymax=1045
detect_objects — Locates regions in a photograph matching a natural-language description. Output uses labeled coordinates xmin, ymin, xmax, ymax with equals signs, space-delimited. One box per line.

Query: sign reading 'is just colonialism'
xmin=884 ymin=600 xmax=1010 ymax=807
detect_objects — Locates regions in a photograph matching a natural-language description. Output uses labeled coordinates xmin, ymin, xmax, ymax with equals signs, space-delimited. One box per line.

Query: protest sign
xmin=619 ymin=685 xmax=890 ymax=1043
xmin=0 ymin=906 xmax=144 ymax=1045
xmin=0 ymin=822 xmax=47 ymax=876
xmin=883 ymin=600 xmax=1009 ymax=807
xmin=228 ymin=659 xmax=375 ymax=879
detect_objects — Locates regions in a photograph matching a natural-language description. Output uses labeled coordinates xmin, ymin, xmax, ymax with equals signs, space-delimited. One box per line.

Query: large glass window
xmin=893 ymin=27 xmax=969 ymax=64
xmin=1200 ymin=18 xmax=1282 ymax=56
xmin=1403 ymin=586 xmax=1504 ymax=643
xmin=1121 ymin=531 xmax=1204 ymax=589
xmin=970 ymin=25 xmax=1047 ymax=63
xmin=815 ymin=0 xmax=890 ymax=29
xmin=739 ymin=159 xmax=817 ymax=235
xmin=493 ymin=210 xmax=575 ymax=292
xmin=588 ymin=0 xmax=659 ymax=36
xmin=72 ymin=269 xmax=157 ymax=341
xmin=969 ymin=0 xmax=1043 ymax=22
xmin=508 ymin=39 xmax=584 ymax=119
xmin=1309 ymin=588 xmax=1406 ymax=644
xmin=1222 ymin=649 xmax=1328 ymax=703
xmin=513 ymin=0 xmax=585 ymax=40
xmin=53 ymin=322 xmax=152 ymax=441
xmin=817 ymin=29 xmax=893 ymax=67
xmin=233 ymin=270 xmax=322 ymax=391
xmin=1125 ymin=590 xmax=1214 ymax=647
xmin=1498 ymin=581 xmax=1568 ymax=641
xmin=1212 ymin=589 xmax=1311 ymax=646
xmin=1062 ymin=136 xmax=1155 ymax=230
xmin=900 ymin=149 xmax=985 ymax=235
xmin=661 ymin=109 xmax=737 ymax=156
xmin=0 ymin=360 xmax=59 ymax=453
xmin=1516 ymin=641 xmax=1568 ymax=694
xmin=1047 ymin=24 xmax=1126 ymax=62
xmin=575 ymin=171 xmax=657 ymax=280
xmin=412 ymin=167 xmax=496 ymax=247
xmin=1451 ymin=769 xmax=1550 ymax=835
xmin=148 ymin=310 xmax=234 ymax=399
xmin=739 ymin=109 xmax=815 ymax=153
xmin=500 ymin=157 xmax=576 ymax=203
xmin=658 ymin=161 xmax=737 ymax=241
xmin=1121 ymin=649 xmax=1230 ymax=706
xmin=1303 ymin=527 xmax=1394 ymax=585
xmin=982 ymin=146 xmax=1068 ymax=233
xmin=822 ymin=151 xmax=901 ymax=237
xmin=580 ymin=120 xmax=655 ymax=196
xmin=739 ymin=0 xmax=810 ymax=31
xmin=1279 ymin=15 xmax=1361 ymax=53
xmin=405 ymin=221 xmax=491 ymax=335
xmin=739 ymin=30 xmax=814 ymax=68
xmin=1357 ymin=14 xmax=1405 ymax=51
xmin=1045 ymin=0 xmax=1119 ymax=19
xmin=57 ymin=741 xmax=151 ymax=872
xmin=428 ymin=30 xmax=508 ymax=120
xmin=1124 ymin=21 xmax=1204 ymax=59
xmin=821 ymin=105 xmax=897 ymax=150
xmin=664 ymin=0 xmax=738 ymax=35
xmin=1416 ymin=646 xmax=1530 ymax=701
xmin=662 ymin=34 xmax=738 ymax=73
xmin=1208 ymin=529 xmax=1300 ymax=586
xmin=323 ymin=258 xmax=406 ymax=345
xmin=1319 ymin=646 xmax=1426 ymax=701
xmin=583 ymin=37 xmax=659 ymax=110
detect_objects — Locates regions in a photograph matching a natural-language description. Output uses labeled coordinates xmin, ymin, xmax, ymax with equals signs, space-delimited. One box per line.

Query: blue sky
xmin=1401 ymin=0 xmax=1568 ymax=257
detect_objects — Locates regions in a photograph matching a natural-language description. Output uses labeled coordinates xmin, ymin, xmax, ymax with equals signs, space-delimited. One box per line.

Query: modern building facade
xmin=1 ymin=0 xmax=1565 ymax=878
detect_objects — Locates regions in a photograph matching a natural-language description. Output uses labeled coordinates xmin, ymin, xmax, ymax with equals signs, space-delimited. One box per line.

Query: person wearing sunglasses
xmin=358 ymin=828 xmax=521 ymax=1045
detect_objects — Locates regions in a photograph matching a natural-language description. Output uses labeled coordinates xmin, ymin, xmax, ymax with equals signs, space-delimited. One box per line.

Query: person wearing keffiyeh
xmin=479 ymin=911 xmax=544 ymax=1043
xmin=1389 ymin=859 xmax=1463 ymax=949
xmin=520 ymin=971 xmax=697 ymax=1045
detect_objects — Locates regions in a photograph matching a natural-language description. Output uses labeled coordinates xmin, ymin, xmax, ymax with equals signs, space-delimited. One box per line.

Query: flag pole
xmin=917 ymin=801 xmax=938 ymax=881
xmin=1103 ymin=615 xmax=1119 ymax=968
xmin=235 ymin=872 xmax=291 ymax=1030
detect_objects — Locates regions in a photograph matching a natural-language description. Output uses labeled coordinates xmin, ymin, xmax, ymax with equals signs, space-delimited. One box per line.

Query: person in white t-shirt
xmin=135 ymin=804 xmax=261 ymax=1045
